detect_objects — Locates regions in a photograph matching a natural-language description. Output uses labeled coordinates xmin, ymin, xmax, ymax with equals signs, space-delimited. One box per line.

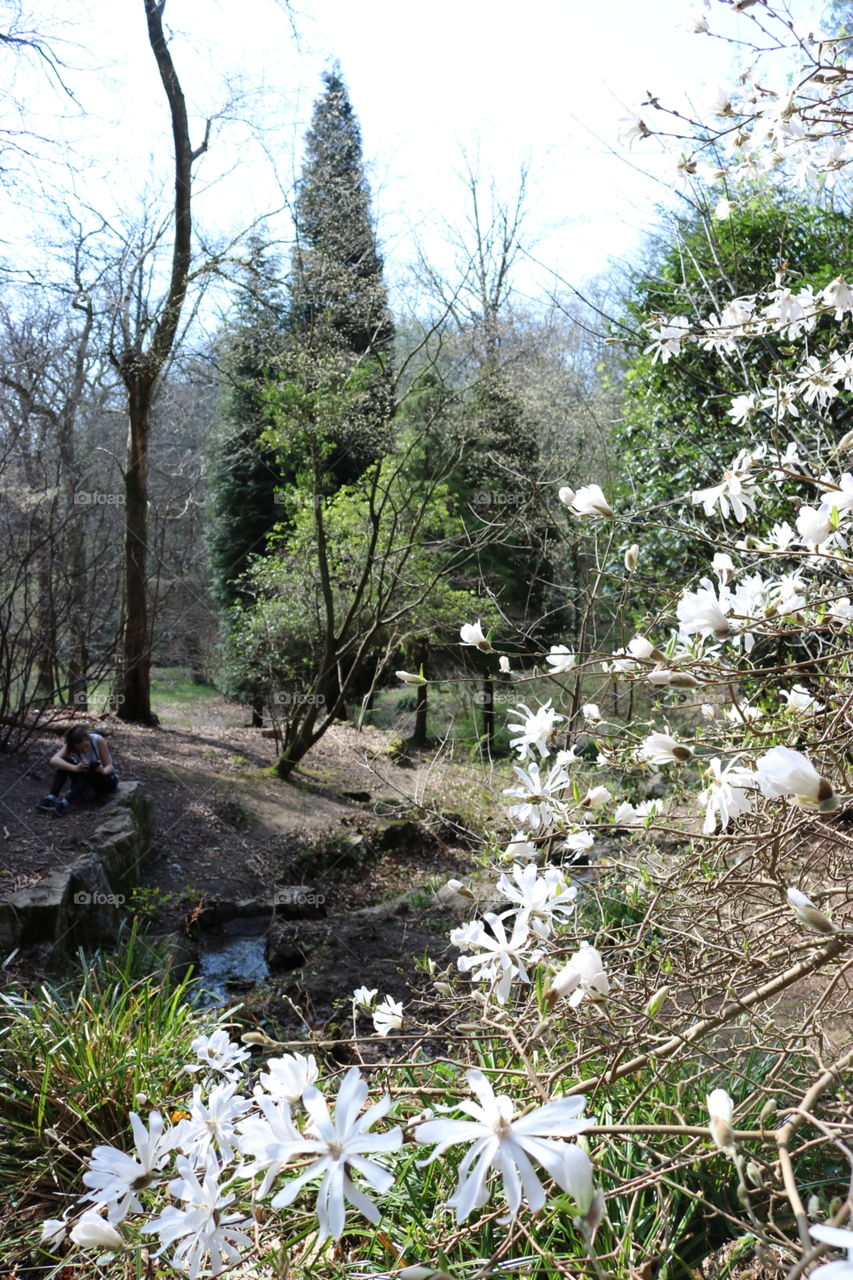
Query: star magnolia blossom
xmin=258 ymin=1053 xmax=319 ymax=1104
xmin=545 ymin=644 xmax=576 ymax=674
xmin=141 ymin=1156 xmax=253 ymax=1279
xmin=677 ymin=578 xmax=734 ymax=640
xmin=563 ymin=942 xmax=610 ymax=1005
xmin=786 ymin=887 xmax=835 ymax=934
xmin=495 ymin=862 xmax=577 ymax=938
xmin=639 ymin=731 xmax=693 ymax=765
xmin=707 ymin=1088 xmax=736 ymax=1153
xmin=699 ymin=758 xmax=755 ymax=834
xmin=459 ymin=621 xmax=492 ymax=651
xmin=373 ymin=995 xmax=404 ymax=1037
xmin=501 ymin=831 xmax=539 ymax=862
xmin=185 ymin=1030 xmax=250 ymax=1081
xmin=808 ymin=1225 xmax=853 ymax=1280
xmin=414 ymin=1068 xmax=594 ymax=1222
xmin=781 ymin=684 xmax=824 ymax=716
xmin=70 ymin=1209 xmax=125 ymax=1251
xmin=503 ymin=761 xmax=570 ymax=831
xmin=507 ymin=700 xmax=564 ymax=760
xmin=692 ymin=454 xmax=759 ymax=522
xmin=82 ymin=1110 xmax=176 ymax=1223
xmin=755 ymin=746 xmax=837 ymax=809
xmin=269 ymin=1068 xmax=402 ymax=1242
xmin=452 ymin=912 xmax=541 ymax=1004
xmin=561 ymin=483 xmax=614 ymax=518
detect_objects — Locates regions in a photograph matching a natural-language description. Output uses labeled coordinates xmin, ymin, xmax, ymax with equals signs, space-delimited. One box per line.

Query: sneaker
xmin=37 ymin=795 xmax=56 ymax=811
xmin=53 ymin=798 xmax=69 ymax=816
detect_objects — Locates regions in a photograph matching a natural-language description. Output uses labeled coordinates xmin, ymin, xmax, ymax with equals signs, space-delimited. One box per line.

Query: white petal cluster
xmin=414 ymin=1069 xmax=594 ymax=1222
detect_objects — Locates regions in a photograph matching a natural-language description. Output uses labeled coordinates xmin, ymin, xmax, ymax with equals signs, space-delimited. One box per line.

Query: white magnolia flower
xmin=40 ymin=1216 xmax=69 ymax=1249
xmin=692 ymin=457 xmax=758 ymax=522
xmin=580 ymin=784 xmax=612 ymax=810
xmin=781 ymin=684 xmax=824 ymax=716
xmin=821 ymin=276 xmax=853 ymax=320
xmin=582 ymin=702 xmax=602 ymax=724
xmin=142 ymin=1156 xmax=253 ymax=1279
xmin=796 ymin=504 xmax=836 ymax=548
xmin=236 ymin=1093 xmax=306 ymax=1196
xmin=677 ymin=578 xmax=733 ymax=640
xmin=707 ymin=1088 xmax=736 ymax=1153
xmin=507 ymin=700 xmax=564 ymax=760
xmin=459 ymin=621 xmax=492 ymax=651
xmin=503 ymin=761 xmax=570 ymax=831
xmin=725 ymin=701 xmax=763 ymax=725
xmin=701 ymin=703 xmax=716 ymax=720
xmin=563 ymin=483 xmax=614 ymax=518
xmin=712 ymin=551 xmax=736 ymax=584
xmin=396 ymin=670 xmax=426 ymax=685
xmin=786 ymin=887 xmax=835 ymax=934
xmin=70 ymin=1209 xmax=125 ymax=1251
xmin=499 ymin=655 xmax=512 ymax=673
xmin=258 ymin=1052 xmax=319 ymax=1104
xmin=827 ymin=596 xmax=853 ymax=625
xmin=565 ymin=942 xmax=610 ymax=1006
xmin=501 ymin=831 xmax=539 ymax=862
xmin=699 ymin=757 xmax=755 ymax=834
xmin=352 ymin=987 xmax=378 ymax=1013
xmin=755 ymin=746 xmax=837 ymax=810
xmin=495 ymin=862 xmax=577 ymax=938
xmin=269 ymin=1067 xmax=402 ymax=1242
xmin=185 ymin=1030 xmax=250 ymax=1081
xmin=809 ymin=1225 xmax=853 ymax=1280
xmin=644 ymin=314 xmax=691 ymax=364
xmin=639 ymin=731 xmax=693 ymax=765
xmin=373 ymin=995 xmax=404 ymax=1037
xmin=174 ymin=1082 xmax=252 ymax=1167
xmin=545 ymin=644 xmax=576 ymax=674
xmin=453 ymin=912 xmax=542 ymax=1004
xmin=646 ymin=667 xmax=701 ymax=688
xmin=562 ymin=829 xmax=596 ymax=859
xmin=624 ymin=543 xmax=640 ymax=571
xmin=613 ymin=800 xmax=642 ymax=827
xmin=82 ymin=1110 xmax=175 ymax=1223
xmin=629 ymin=634 xmax=666 ymax=662
xmin=414 ymin=1068 xmax=593 ymax=1222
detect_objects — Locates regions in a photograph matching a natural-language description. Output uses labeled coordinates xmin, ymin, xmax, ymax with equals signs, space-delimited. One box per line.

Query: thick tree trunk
xmin=118 ymin=388 xmax=155 ymax=724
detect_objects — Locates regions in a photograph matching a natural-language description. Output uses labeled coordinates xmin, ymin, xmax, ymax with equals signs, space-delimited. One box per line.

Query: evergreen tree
xmin=207 ymin=239 xmax=288 ymax=610
xmin=283 ymin=66 xmax=394 ymax=489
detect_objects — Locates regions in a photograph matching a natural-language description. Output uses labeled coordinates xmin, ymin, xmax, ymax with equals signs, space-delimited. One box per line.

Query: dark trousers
xmin=50 ymin=769 xmax=119 ymax=804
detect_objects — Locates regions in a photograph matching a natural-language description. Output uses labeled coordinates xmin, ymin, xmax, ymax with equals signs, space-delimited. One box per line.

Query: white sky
xmin=3 ymin=0 xmax=819 ymax=309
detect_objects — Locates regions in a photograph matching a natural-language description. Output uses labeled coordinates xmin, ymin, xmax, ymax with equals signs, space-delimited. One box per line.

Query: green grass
xmin=0 ymin=925 xmax=226 ymax=1268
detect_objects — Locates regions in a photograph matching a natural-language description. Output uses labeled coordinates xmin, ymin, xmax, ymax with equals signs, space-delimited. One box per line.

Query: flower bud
xmin=624 ymin=543 xmax=640 ymax=572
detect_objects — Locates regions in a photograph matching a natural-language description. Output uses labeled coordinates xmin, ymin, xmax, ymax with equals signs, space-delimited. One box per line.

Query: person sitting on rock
xmin=37 ymin=725 xmax=120 ymax=814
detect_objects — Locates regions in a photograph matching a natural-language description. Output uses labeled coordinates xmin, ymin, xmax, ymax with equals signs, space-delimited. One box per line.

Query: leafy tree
xmin=614 ymin=188 xmax=853 ymax=591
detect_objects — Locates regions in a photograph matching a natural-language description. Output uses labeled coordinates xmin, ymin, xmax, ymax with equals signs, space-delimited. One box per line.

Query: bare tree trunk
xmin=114 ymin=0 xmax=207 ymax=724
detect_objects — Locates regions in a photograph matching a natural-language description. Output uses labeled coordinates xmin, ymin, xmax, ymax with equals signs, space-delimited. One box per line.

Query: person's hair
xmin=64 ymin=725 xmax=91 ymax=751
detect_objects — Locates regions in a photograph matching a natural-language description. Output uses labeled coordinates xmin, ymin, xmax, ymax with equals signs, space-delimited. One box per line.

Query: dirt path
xmin=0 ymin=691 xmax=496 ymax=1025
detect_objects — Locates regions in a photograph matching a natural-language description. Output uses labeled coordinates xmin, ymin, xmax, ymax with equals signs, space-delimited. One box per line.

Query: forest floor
xmin=0 ymin=672 xmax=501 ymax=1032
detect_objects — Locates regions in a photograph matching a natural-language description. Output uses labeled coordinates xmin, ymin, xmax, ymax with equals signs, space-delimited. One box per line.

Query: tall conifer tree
xmin=286 ymin=66 xmax=394 ymax=488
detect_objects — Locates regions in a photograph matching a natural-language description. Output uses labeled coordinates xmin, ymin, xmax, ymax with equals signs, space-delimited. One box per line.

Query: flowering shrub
xmin=37 ymin=3 xmax=853 ymax=1276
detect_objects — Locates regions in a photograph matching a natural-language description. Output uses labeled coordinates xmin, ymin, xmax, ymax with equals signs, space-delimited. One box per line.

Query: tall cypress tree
xmin=285 ymin=66 xmax=394 ymax=488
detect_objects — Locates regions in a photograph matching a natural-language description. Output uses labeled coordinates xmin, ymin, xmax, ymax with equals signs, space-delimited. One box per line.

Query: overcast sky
xmin=3 ymin=0 xmax=819 ymax=307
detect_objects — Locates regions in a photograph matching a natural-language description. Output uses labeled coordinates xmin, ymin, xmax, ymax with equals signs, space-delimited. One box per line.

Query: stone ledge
xmin=0 ymin=781 xmax=154 ymax=955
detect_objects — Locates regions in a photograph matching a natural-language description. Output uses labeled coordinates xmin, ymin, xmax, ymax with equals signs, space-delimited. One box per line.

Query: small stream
xmin=194 ymin=915 xmax=271 ymax=1005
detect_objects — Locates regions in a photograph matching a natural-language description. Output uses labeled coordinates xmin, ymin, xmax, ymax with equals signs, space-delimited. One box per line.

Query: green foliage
xmin=0 ymin=926 xmax=216 ymax=1246
xmin=206 ymin=238 xmax=289 ymax=610
xmin=614 ymin=188 xmax=853 ymax=593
